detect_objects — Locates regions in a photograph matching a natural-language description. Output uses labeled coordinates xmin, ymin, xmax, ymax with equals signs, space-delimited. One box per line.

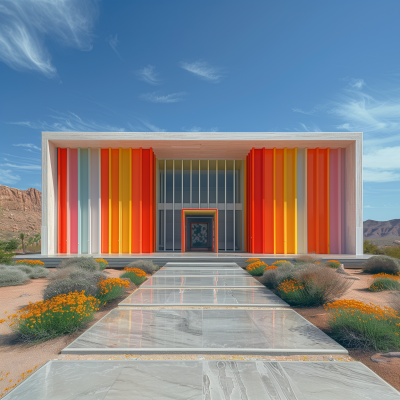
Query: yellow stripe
xmin=273 ymin=148 xmax=276 ymax=254
xmin=244 ymin=160 xmax=247 ymax=252
xmin=108 ymin=148 xmax=111 ymax=254
xmin=283 ymin=147 xmax=287 ymax=254
xmin=294 ymin=148 xmax=298 ymax=254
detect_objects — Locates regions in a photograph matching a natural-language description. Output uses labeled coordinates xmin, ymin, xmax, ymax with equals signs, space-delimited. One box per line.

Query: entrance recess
xmin=181 ymin=209 xmax=218 ymax=253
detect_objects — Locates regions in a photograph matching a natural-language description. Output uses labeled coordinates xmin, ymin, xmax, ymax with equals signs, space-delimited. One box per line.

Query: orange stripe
xmin=110 ymin=148 xmax=119 ymax=253
xmin=275 ymin=148 xmax=284 ymax=254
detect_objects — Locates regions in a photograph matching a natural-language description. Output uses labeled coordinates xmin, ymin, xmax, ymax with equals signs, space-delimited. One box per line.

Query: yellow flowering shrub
xmin=246 ymin=261 xmax=267 ymax=276
xmin=272 ymin=260 xmax=292 ymax=267
xmin=15 ymin=259 xmax=45 ymax=266
xmin=96 ymin=277 xmax=130 ymax=305
xmin=325 ymin=300 xmax=400 ymax=351
xmin=95 ymin=258 xmax=108 ymax=270
xmin=326 ymin=260 xmax=340 ymax=269
xmin=0 ymin=291 xmax=100 ymax=339
xmin=372 ymin=273 xmax=400 ymax=279
xmin=121 ymin=267 xmax=148 ymax=285
xmin=245 ymin=258 xmax=260 ymax=263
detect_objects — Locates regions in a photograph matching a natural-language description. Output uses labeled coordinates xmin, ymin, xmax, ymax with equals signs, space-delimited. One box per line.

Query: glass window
xmin=200 ymin=160 xmax=208 ymax=203
xmin=235 ymin=160 xmax=241 ymax=203
xmin=192 ymin=160 xmax=199 ymax=204
xmin=209 ymin=160 xmax=216 ymax=203
xmin=159 ymin=160 xmax=164 ymax=203
xmin=174 ymin=160 xmax=182 ymax=204
xmin=183 ymin=160 xmax=190 ymax=203
xmin=166 ymin=160 xmax=173 ymax=203
xmin=218 ymin=160 xmax=225 ymax=203
xmin=226 ymin=160 xmax=233 ymax=203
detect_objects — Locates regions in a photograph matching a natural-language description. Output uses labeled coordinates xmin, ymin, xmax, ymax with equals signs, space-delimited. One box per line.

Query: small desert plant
xmin=125 ymin=260 xmax=159 ymax=274
xmin=326 ymin=260 xmax=341 ymax=269
xmin=19 ymin=233 xmax=26 ymax=253
xmin=43 ymin=276 xmax=100 ymax=300
xmin=325 ymin=300 xmax=400 ymax=351
xmin=29 ymin=267 xmax=49 ymax=279
xmin=272 ymin=260 xmax=293 ymax=267
xmin=246 ymin=261 xmax=268 ymax=276
xmin=120 ymin=267 xmax=147 ymax=285
xmin=369 ymin=277 xmax=400 ymax=292
xmin=96 ymin=277 xmax=130 ymax=305
xmin=0 ymin=291 xmax=100 ymax=341
xmin=245 ymin=258 xmax=261 ymax=264
xmin=295 ymin=254 xmax=322 ymax=265
xmin=95 ymin=258 xmax=108 ymax=270
xmin=57 ymin=256 xmax=99 ymax=272
xmin=0 ymin=266 xmax=30 ymax=287
xmin=363 ymin=239 xmax=384 ymax=255
xmin=15 ymin=264 xmax=34 ymax=276
xmin=384 ymin=246 xmax=400 ymax=260
xmin=362 ymin=255 xmax=400 ymax=275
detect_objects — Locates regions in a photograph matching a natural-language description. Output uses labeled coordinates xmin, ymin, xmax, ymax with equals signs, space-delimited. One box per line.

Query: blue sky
xmin=0 ymin=0 xmax=399 ymax=221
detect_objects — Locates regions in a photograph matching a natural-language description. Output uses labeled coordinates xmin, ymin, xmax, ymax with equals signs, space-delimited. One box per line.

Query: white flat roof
xmin=43 ymin=131 xmax=362 ymax=159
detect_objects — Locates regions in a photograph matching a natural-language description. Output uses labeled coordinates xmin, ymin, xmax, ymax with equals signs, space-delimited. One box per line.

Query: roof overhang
xmin=43 ymin=132 xmax=362 ymax=159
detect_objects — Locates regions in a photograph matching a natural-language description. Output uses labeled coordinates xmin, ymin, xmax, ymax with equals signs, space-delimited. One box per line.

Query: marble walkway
xmin=4 ymin=262 xmax=400 ymax=399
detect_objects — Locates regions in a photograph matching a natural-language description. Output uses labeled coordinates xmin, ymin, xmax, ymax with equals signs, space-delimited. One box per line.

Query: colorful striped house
xmin=41 ymin=132 xmax=363 ymax=256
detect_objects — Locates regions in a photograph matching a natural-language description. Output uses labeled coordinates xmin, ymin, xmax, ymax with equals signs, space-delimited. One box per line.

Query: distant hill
xmin=363 ymin=219 xmax=400 ymax=238
xmin=0 ymin=184 xmax=41 ymax=240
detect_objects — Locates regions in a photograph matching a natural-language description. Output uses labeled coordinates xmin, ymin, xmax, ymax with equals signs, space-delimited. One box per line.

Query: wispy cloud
xmin=10 ymin=111 xmax=126 ymax=132
xmin=0 ymin=163 xmax=41 ymax=171
xmin=136 ymin=65 xmax=160 ymax=85
xmin=140 ymin=92 xmax=186 ymax=103
xmin=181 ymin=126 xmax=219 ymax=132
xmin=292 ymin=78 xmax=400 ymax=182
xmin=0 ymin=169 xmax=20 ymax=185
xmin=180 ymin=60 xmax=224 ymax=82
xmin=107 ymin=34 xmax=121 ymax=58
xmin=13 ymin=143 xmax=40 ymax=151
xmin=0 ymin=0 xmax=97 ymax=78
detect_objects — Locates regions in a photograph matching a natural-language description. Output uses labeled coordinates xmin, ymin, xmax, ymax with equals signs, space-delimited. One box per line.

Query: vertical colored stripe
xmin=69 ymin=148 xmax=78 ymax=253
xmin=58 ymin=148 xmax=68 ymax=253
xmin=253 ymin=149 xmax=263 ymax=252
xmin=329 ymin=148 xmax=339 ymax=254
xmin=79 ymin=149 xmax=89 ymax=254
xmin=121 ymin=148 xmax=131 ymax=253
xmin=100 ymin=149 xmax=109 ymax=253
xmin=274 ymin=148 xmax=284 ymax=254
xmin=131 ymin=149 xmax=141 ymax=253
xmin=110 ymin=149 xmax=119 ymax=253
xmin=142 ymin=149 xmax=151 ymax=253
xmin=319 ymin=148 xmax=329 ymax=254
xmin=264 ymin=149 xmax=274 ymax=254
xmin=307 ymin=149 xmax=317 ymax=253
xmin=283 ymin=148 xmax=287 ymax=254
xmin=296 ymin=148 xmax=306 ymax=254
xmin=150 ymin=148 xmax=154 ymax=253
xmin=286 ymin=148 xmax=297 ymax=254
xmin=90 ymin=148 xmax=100 ymax=254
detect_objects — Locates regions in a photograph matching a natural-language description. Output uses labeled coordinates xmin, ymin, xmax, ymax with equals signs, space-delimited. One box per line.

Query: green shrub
xmin=57 ymin=256 xmax=99 ymax=272
xmin=29 ymin=267 xmax=49 ymax=279
xmin=260 ymin=264 xmax=353 ymax=307
xmin=364 ymin=239 xmax=384 ymax=255
xmin=384 ymin=246 xmax=400 ymax=260
xmin=326 ymin=300 xmax=400 ymax=351
xmin=2 ymin=291 xmax=100 ymax=341
xmin=272 ymin=260 xmax=293 ymax=267
xmin=96 ymin=278 xmax=130 ymax=305
xmin=0 ymin=238 xmax=19 ymax=252
xmin=120 ymin=271 xmax=147 ymax=285
xmin=0 ymin=249 xmax=15 ymax=265
xmin=125 ymin=259 xmax=159 ymax=274
xmin=325 ymin=260 xmax=341 ymax=269
xmin=0 ymin=266 xmax=30 ymax=287
xmin=369 ymin=278 xmax=400 ymax=292
xmin=362 ymin=255 xmax=400 ymax=274
xmin=43 ymin=277 xmax=99 ymax=300
xmin=294 ymin=255 xmax=322 ymax=265
xmin=98 ymin=261 xmax=108 ymax=270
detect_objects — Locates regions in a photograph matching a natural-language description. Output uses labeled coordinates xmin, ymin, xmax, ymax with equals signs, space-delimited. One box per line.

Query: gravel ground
xmin=1 ymin=267 xmax=400 ymax=397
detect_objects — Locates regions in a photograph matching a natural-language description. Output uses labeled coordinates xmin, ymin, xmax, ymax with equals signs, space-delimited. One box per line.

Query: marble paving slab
xmin=119 ymin=288 xmax=289 ymax=307
xmin=141 ymin=276 xmax=263 ymax=288
xmin=163 ymin=262 xmax=241 ymax=268
xmin=154 ymin=269 xmax=249 ymax=276
xmin=62 ymin=309 xmax=346 ymax=355
xmin=5 ymin=360 xmax=400 ymax=399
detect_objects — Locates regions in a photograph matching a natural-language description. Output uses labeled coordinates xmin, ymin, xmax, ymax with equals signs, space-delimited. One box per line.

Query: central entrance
xmin=181 ymin=209 xmax=218 ymax=253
